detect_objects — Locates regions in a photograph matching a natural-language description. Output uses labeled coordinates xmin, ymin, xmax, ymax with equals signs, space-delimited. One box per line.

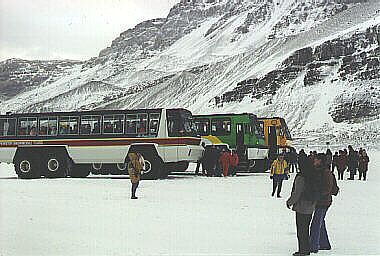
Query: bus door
xmin=236 ymin=123 xmax=244 ymax=148
xmin=268 ymin=126 xmax=277 ymax=160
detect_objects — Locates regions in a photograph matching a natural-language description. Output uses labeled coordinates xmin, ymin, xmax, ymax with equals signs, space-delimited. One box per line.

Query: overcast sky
xmin=0 ymin=0 xmax=180 ymax=61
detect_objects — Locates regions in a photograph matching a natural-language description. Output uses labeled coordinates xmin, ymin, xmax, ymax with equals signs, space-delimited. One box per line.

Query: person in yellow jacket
xmin=270 ymin=153 xmax=289 ymax=198
xmin=128 ymin=152 xmax=145 ymax=199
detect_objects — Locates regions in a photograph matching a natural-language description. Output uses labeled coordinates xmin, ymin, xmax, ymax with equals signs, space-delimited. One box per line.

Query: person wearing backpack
xmin=309 ymin=153 xmax=339 ymax=253
xmin=286 ymin=156 xmax=320 ymax=256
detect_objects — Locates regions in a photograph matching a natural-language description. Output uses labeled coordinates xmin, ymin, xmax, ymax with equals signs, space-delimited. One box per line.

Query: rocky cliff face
xmin=217 ymin=24 xmax=380 ymax=124
xmin=0 ymin=0 xmax=379 ymax=144
xmin=0 ymin=59 xmax=82 ymax=101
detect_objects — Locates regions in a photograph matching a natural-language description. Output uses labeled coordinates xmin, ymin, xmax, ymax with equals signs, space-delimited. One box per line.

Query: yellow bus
xmin=258 ymin=117 xmax=292 ymax=160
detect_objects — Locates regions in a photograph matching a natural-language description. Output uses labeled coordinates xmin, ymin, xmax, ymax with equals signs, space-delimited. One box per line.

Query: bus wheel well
xmin=127 ymin=145 xmax=159 ymax=159
xmin=127 ymin=145 xmax=164 ymax=180
xmin=13 ymin=147 xmax=70 ymax=163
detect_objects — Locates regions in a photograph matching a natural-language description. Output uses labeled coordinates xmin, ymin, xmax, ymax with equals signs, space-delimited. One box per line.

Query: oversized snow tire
xmin=15 ymin=153 xmax=41 ymax=179
xmin=71 ymin=164 xmax=90 ymax=178
xmin=175 ymin=161 xmax=189 ymax=172
xmin=250 ymin=159 xmax=268 ymax=173
xmin=139 ymin=150 xmax=164 ymax=180
xmin=44 ymin=152 xmax=68 ymax=178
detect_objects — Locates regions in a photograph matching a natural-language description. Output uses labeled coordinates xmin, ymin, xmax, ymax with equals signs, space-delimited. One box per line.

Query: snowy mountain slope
xmin=0 ymin=0 xmax=379 ymax=144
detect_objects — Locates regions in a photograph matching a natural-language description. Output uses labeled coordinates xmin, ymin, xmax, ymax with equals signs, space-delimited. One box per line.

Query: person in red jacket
xmin=219 ymin=149 xmax=232 ymax=177
xmin=229 ymin=150 xmax=239 ymax=176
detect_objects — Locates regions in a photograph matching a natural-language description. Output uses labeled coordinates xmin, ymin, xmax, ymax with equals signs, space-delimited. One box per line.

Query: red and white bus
xmin=0 ymin=108 xmax=203 ymax=179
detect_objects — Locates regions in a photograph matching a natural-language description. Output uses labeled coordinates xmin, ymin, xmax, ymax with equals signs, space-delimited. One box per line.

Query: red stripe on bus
xmin=0 ymin=137 xmax=201 ymax=147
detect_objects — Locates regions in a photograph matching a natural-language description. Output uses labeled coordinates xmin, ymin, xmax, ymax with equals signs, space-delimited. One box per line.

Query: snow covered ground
xmin=1 ymin=149 xmax=379 ymax=256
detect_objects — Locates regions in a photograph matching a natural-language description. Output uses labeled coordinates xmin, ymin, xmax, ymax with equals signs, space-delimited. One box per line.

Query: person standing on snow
xmin=358 ymin=150 xmax=370 ymax=181
xmin=332 ymin=151 xmax=339 ymax=174
xmin=289 ymin=148 xmax=298 ymax=173
xmin=229 ymin=150 xmax=239 ymax=176
xmin=195 ymin=142 xmax=206 ymax=176
xmin=128 ymin=152 xmax=145 ymax=199
xmin=286 ymin=156 xmax=319 ymax=256
xmin=309 ymin=153 xmax=339 ymax=253
xmin=270 ymin=153 xmax=289 ymax=198
xmin=336 ymin=150 xmax=347 ymax=180
xmin=347 ymin=145 xmax=358 ymax=180
xmin=326 ymin=149 xmax=333 ymax=171
xmin=219 ymin=149 xmax=232 ymax=177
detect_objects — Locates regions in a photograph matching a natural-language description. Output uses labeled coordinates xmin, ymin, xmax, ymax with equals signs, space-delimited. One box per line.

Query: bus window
xmin=195 ymin=119 xmax=209 ymax=136
xmin=39 ymin=117 xmax=58 ymax=136
xmin=126 ymin=114 xmax=147 ymax=136
xmin=167 ymin=109 xmax=197 ymax=137
xmin=18 ymin=117 xmax=37 ymax=136
xmin=244 ymin=123 xmax=250 ymax=134
xmin=59 ymin=116 xmax=79 ymax=135
xmin=103 ymin=114 xmax=124 ymax=134
xmin=236 ymin=123 xmax=243 ymax=133
xmin=211 ymin=118 xmax=231 ymax=136
xmin=81 ymin=115 xmax=101 ymax=135
xmin=126 ymin=114 xmax=137 ymax=134
xmin=0 ymin=118 xmax=16 ymax=136
xmin=279 ymin=128 xmax=284 ymax=137
xmin=149 ymin=113 xmax=160 ymax=136
xmin=276 ymin=127 xmax=280 ymax=137
xmin=167 ymin=118 xmax=179 ymax=137
xmin=137 ymin=114 xmax=147 ymax=136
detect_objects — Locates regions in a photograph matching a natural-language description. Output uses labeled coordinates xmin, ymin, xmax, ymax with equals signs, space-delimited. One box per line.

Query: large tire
xmin=175 ymin=161 xmax=189 ymax=172
xmin=15 ymin=152 xmax=41 ymax=179
xmin=91 ymin=163 xmax=109 ymax=175
xmin=250 ymin=159 xmax=270 ymax=173
xmin=109 ymin=163 xmax=128 ymax=175
xmin=137 ymin=150 xmax=164 ymax=180
xmin=71 ymin=164 xmax=90 ymax=178
xmin=248 ymin=160 xmax=257 ymax=172
xmin=43 ymin=152 xmax=68 ymax=178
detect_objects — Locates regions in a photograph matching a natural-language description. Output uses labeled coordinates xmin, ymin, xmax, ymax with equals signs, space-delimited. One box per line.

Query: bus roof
xmin=0 ymin=108 xmax=190 ymax=118
xmin=194 ymin=113 xmax=257 ymax=118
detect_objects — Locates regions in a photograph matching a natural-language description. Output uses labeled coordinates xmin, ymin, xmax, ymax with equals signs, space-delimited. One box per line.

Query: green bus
xmin=193 ymin=113 xmax=269 ymax=172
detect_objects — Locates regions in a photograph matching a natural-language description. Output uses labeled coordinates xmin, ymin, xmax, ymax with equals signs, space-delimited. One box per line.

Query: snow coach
xmin=193 ymin=113 xmax=269 ymax=172
xmin=0 ymin=108 xmax=203 ymax=179
xmin=257 ymin=117 xmax=293 ymax=161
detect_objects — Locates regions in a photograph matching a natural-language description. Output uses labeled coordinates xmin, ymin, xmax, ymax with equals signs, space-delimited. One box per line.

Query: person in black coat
xmin=347 ymin=145 xmax=358 ymax=180
xmin=204 ymin=145 xmax=220 ymax=177
xmin=358 ymin=150 xmax=370 ymax=181
xmin=332 ymin=152 xmax=339 ymax=174
xmin=297 ymin=149 xmax=308 ymax=173
xmin=287 ymin=155 xmax=320 ymax=256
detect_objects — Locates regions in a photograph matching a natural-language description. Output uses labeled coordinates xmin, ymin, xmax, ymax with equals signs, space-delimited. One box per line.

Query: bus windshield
xmin=280 ymin=118 xmax=292 ymax=140
xmin=167 ymin=109 xmax=198 ymax=137
xmin=181 ymin=111 xmax=198 ymax=137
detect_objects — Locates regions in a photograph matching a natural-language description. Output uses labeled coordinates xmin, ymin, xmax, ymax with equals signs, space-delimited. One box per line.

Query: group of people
xmin=195 ymin=143 xmax=239 ymax=177
xmin=283 ymin=145 xmax=370 ymax=181
xmin=331 ymin=146 xmax=370 ymax=181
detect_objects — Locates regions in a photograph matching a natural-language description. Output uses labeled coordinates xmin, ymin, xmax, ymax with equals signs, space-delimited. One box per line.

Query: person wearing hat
xmin=270 ymin=153 xmax=289 ymax=198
